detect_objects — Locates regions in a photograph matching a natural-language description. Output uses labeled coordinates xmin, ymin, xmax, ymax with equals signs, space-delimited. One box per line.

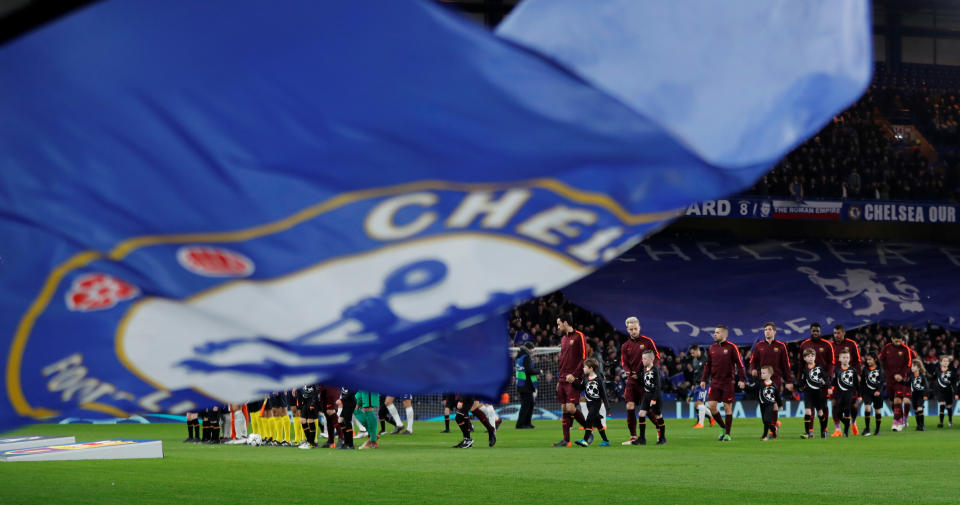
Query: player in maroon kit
xmin=829 ymin=324 xmax=862 ymax=436
xmin=879 ymin=333 xmax=913 ymax=431
xmin=748 ymin=322 xmax=795 ymax=432
xmin=899 ymin=339 xmax=919 ymax=429
xmin=553 ymin=315 xmax=590 ymax=447
xmin=620 ymin=316 xmax=660 ymax=445
xmin=318 ymin=384 xmax=340 ymax=448
xmin=797 ymin=323 xmax=835 ymax=434
xmin=699 ymin=325 xmax=746 ymax=442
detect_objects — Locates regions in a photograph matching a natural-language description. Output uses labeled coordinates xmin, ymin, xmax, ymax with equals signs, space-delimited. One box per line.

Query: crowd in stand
xmin=508 ymin=293 xmax=958 ymax=403
xmin=741 ymin=63 xmax=960 ymax=203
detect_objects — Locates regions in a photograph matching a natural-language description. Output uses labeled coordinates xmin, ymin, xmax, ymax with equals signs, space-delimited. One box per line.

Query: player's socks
xmin=255 ymin=416 xmax=265 ymax=440
xmin=818 ymin=414 xmax=827 ymax=433
xmin=949 ymin=407 xmax=954 ymax=424
xmin=297 ymin=417 xmax=306 ymax=443
xmin=893 ymin=406 xmax=902 ymax=424
xmin=344 ymin=426 xmax=354 ymax=448
xmin=762 ymin=423 xmax=769 ymax=439
xmin=470 ymin=407 xmax=495 ymax=433
xmin=387 ymin=404 xmax=404 ymax=428
xmin=864 ymin=415 xmax=871 ymax=432
xmin=657 ymin=418 xmax=666 ymax=441
xmin=367 ymin=412 xmax=380 ymax=443
xmin=940 ymin=405 xmax=945 ymax=425
xmin=561 ymin=412 xmax=572 ymax=442
xmin=598 ymin=426 xmax=609 ymax=442
xmin=263 ymin=416 xmax=273 ymax=441
xmin=697 ymin=404 xmax=708 ymax=426
xmin=326 ymin=413 xmax=338 ymax=440
xmin=305 ymin=422 xmax=316 ymax=445
xmin=724 ymin=414 xmax=732 ymax=435
xmin=444 ymin=414 xmax=450 ymax=432
xmin=711 ymin=412 xmax=726 ymax=431
xmin=916 ymin=412 xmax=924 ymax=429
xmin=571 ymin=410 xmax=587 ymax=429
xmin=842 ymin=416 xmax=850 ymax=436
xmin=480 ymin=405 xmax=497 ymax=429
xmin=456 ymin=412 xmax=471 ymax=438
xmin=638 ymin=417 xmax=646 ymax=442
xmin=283 ymin=416 xmax=292 ymax=443
xmin=772 ymin=410 xmax=778 ymax=429
xmin=405 ymin=406 xmax=415 ymax=433
xmin=803 ymin=414 xmax=813 ymax=435
xmin=875 ymin=413 xmax=882 ymax=434
xmin=627 ymin=408 xmax=637 ymax=437
xmin=271 ymin=416 xmax=280 ymax=443
xmin=257 ymin=414 xmax=267 ymax=437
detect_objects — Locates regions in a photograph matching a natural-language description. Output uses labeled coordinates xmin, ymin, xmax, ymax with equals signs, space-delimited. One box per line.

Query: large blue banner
xmin=564 ymin=239 xmax=960 ymax=350
xmin=0 ymin=0 xmax=869 ymax=430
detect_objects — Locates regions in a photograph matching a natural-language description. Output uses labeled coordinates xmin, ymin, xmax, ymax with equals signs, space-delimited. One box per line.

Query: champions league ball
xmin=246 ymin=434 xmax=263 ymax=446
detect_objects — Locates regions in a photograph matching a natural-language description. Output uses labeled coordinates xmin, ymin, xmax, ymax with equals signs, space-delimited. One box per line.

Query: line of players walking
xmin=552 ymin=314 xmax=958 ymax=446
xmin=182 ymin=315 xmax=957 ymax=449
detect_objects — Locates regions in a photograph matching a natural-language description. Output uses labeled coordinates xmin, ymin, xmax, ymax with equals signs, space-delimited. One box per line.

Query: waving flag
xmin=0 ymin=0 xmax=869 ymax=429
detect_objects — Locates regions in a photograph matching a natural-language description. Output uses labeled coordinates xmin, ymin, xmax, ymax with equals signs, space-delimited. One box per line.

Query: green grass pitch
xmin=2 ymin=419 xmax=959 ymax=505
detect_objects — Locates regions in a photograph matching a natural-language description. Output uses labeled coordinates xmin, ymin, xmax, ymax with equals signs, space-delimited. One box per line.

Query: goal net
xmin=407 ymin=347 xmax=562 ymax=423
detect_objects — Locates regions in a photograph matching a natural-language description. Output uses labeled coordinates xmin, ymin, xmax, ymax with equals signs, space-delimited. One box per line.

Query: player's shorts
xmin=935 ymin=389 xmax=955 ymax=404
xmin=340 ymin=396 xmax=357 ymax=411
xmin=389 ymin=393 xmax=413 ymax=401
xmin=910 ymin=392 xmax=924 ymax=406
xmin=300 ymin=397 xmax=319 ymax=420
xmin=707 ymin=382 xmax=735 ymax=403
xmin=692 ymin=385 xmax=708 ymax=403
xmin=267 ymin=393 xmax=287 ymax=409
xmin=443 ymin=393 xmax=459 ymax=410
xmin=457 ymin=395 xmax=476 ymax=414
xmin=639 ymin=394 xmax=661 ymax=415
xmin=356 ymin=391 xmax=379 ymax=409
xmin=835 ymin=390 xmax=855 ymax=408
xmin=804 ymin=390 xmax=827 ymax=411
xmin=556 ymin=382 xmax=579 ymax=404
xmin=320 ymin=386 xmax=340 ymax=410
xmin=623 ymin=379 xmax=644 ymax=404
xmin=862 ymin=391 xmax=883 ymax=410
xmin=886 ymin=381 xmax=909 ymax=399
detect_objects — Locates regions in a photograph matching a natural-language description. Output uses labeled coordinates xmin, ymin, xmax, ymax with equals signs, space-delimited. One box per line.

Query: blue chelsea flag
xmin=0 ymin=0 xmax=869 ymax=429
